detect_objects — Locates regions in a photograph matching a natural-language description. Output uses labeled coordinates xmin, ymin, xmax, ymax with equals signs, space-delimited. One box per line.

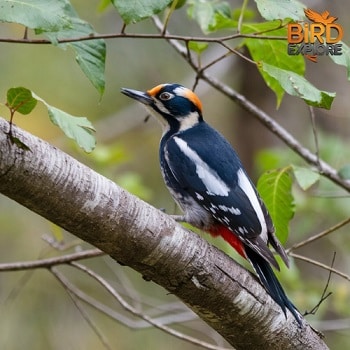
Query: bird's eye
xmin=159 ymin=92 xmax=173 ymax=101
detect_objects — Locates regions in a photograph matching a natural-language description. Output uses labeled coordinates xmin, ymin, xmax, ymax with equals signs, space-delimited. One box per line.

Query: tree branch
xmin=51 ymin=266 xmax=114 ymax=350
xmin=150 ymin=16 xmax=350 ymax=193
xmin=0 ymin=247 xmax=229 ymax=348
xmin=0 ymin=31 xmax=286 ymax=45
xmin=0 ymin=118 xmax=328 ymax=349
xmin=287 ymin=216 xmax=350 ymax=252
xmin=0 ymin=248 xmax=104 ymax=271
xmin=290 ymin=253 xmax=350 ymax=282
xmin=68 ymin=262 xmax=231 ymax=350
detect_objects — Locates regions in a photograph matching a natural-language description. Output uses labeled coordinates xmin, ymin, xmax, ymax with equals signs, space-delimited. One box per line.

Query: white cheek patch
xmin=237 ymin=168 xmax=267 ymax=237
xmin=154 ymin=99 xmax=170 ymax=115
xmin=174 ymin=137 xmax=230 ymax=197
xmin=144 ymin=105 xmax=170 ymax=134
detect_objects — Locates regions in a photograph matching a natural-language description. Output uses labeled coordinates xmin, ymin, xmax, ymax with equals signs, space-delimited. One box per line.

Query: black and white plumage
xmin=121 ymin=83 xmax=302 ymax=326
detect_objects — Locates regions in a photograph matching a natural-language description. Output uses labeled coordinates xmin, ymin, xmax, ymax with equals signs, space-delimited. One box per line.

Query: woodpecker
xmin=121 ymin=83 xmax=302 ymax=326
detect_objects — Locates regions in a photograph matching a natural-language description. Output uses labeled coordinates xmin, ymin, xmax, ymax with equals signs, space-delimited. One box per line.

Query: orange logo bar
xmin=287 ymin=8 xmax=343 ymax=62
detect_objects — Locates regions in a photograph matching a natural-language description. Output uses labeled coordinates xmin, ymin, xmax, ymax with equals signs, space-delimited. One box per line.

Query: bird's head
xmin=121 ymin=83 xmax=203 ymax=132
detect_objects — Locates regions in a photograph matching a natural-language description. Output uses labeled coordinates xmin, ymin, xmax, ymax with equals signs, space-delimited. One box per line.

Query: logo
xmin=287 ymin=8 xmax=343 ymax=62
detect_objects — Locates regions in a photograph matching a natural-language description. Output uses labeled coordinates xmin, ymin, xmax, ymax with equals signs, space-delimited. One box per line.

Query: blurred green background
xmin=1 ymin=0 xmax=350 ymax=349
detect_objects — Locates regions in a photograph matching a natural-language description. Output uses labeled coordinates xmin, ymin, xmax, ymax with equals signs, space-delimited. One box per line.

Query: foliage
xmin=254 ymin=0 xmax=305 ymax=21
xmin=260 ymin=62 xmax=335 ymax=109
xmin=3 ymin=87 xmax=96 ymax=152
xmin=242 ymin=21 xmax=305 ymax=107
xmin=257 ymin=167 xmax=294 ymax=244
xmin=0 ymin=0 xmax=105 ymax=96
xmin=112 ymin=0 xmax=173 ymax=24
xmin=0 ymin=0 xmax=72 ymax=31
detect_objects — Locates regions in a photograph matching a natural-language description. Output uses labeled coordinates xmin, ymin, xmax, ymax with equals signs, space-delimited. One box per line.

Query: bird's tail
xmin=245 ymin=247 xmax=303 ymax=326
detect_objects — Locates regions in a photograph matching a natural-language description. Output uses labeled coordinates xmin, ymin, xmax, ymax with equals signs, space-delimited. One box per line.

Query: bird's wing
xmin=164 ymin=132 xmax=268 ymax=240
xmin=164 ymin=133 xmax=283 ymax=268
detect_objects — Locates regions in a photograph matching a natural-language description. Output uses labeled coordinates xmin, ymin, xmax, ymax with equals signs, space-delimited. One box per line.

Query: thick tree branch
xmin=0 ymin=118 xmax=328 ymax=350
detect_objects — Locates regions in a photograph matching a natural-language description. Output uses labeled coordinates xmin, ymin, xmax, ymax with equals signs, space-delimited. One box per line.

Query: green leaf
xmin=48 ymin=107 xmax=96 ymax=153
xmin=338 ymin=164 xmax=350 ymax=180
xmin=242 ymin=21 xmax=305 ymax=107
xmin=257 ymin=168 xmax=294 ymax=244
xmin=187 ymin=1 xmax=214 ymax=33
xmin=292 ymin=166 xmax=320 ymax=190
xmin=68 ymin=19 xmax=106 ymax=96
xmin=33 ymin=93 xmax=96 ymax=153
xmin=0 ymin=0 xmax=71 ymax=31
xmin=188 ymin=41 xmax=209 ymax=54
xmin=201 ymin=7 xmax=254 ymax=32
xmin=112 ymin=0 xmax=172 ymax=24
xmin=187 ymin=0 xmax=231 ymax=34
xmin=40 ymin=2 xmax=106 ymax=96
xmin=330 ymin=41 xmax=350 ymax=81
xmin=260 ymin=62 xmax=335 ymax=109
xmin=254 ymin=0 xmax=305 ymax=21
xmin=214 ymin=1 xmax=231 ymax=17
xmin=7 ymin=87 xmax=37 ymax=115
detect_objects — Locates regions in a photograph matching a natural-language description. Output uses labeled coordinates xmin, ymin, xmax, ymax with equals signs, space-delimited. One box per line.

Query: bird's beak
xmin=121 ymin=88 xmax=153 ymax=105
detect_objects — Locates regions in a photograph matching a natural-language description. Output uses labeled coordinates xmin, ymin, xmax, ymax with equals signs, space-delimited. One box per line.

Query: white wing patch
xmin=218 ymin=205 xmax=241 ymax=215
xmin=195 ymin=192 xmax=204 ymax=201
xmin=237 ymin=168 xmax=267 ymax=238
xmin=173 ymin=137 xmax=230 ymax=196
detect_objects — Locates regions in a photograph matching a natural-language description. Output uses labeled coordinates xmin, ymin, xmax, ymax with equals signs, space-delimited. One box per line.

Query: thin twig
xmin=219 ymin=42 xmax=256 ymax=64
xmin=303 ymin=252 xmax=335 ymax=316
xmin=51 ymin=267 xmax=114 ymax=350
xmin=308 ymin=106 xmax=321 ymax=170
xmin=237 ymin=0 xmax=249 ymax=33
xmin=0 ymin=249 xmax=104 ymax=272
xmin=287 ymin=216 xmax=350 ymax=252
xmin=199 ymin=51 xmax=232 ymax=73
xmin=200 ymin=73 xmax=350 ymax=191
xmin=150 ymin=15 xmax=350 ymax=193
xmin=70 ymin=262 xmax=232 ymax=350
xmin=162 ymin=0 xmax=179 ymax=35
xmin=0 ymin=31 xmax=287 ymax=45
xmin=3 ymin=243 xmax=66 ymax=302
xmin=52 ymin=278 xmax=195 ymax=329
xmin=290 ymin=253 xmax=350 ymax=282
xmin=120 ymin=22 xmax=126 ymax=34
